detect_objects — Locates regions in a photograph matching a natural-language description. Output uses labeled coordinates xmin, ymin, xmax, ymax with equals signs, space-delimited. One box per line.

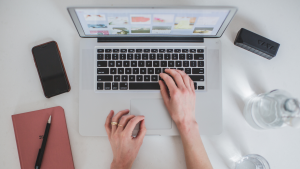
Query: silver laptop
xmin=67 ymin=7 xmax=237 ymax=136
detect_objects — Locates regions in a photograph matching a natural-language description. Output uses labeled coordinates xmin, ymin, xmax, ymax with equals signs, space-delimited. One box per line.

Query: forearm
xmin=177 ymin=122 xmax=213 ymax=169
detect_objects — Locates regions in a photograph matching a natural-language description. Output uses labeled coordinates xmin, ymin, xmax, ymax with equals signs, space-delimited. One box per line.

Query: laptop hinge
xmin=97 ymin=37 xmax=204 ymax=43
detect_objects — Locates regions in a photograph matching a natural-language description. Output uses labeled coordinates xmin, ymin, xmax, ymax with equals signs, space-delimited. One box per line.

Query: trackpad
xmin=130 ymin=99 xmax=172 ymax=130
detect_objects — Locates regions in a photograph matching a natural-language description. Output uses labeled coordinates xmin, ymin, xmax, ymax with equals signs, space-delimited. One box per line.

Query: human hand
xmin=159 ymin=69 xmax=197 ymax=131
xmin=105 ymin=109 xmax=147 ymax=169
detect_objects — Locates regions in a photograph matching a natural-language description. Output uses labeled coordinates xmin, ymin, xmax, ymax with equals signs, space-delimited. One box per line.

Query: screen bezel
xmin=67 ymin=6 xmax=237 ymax=38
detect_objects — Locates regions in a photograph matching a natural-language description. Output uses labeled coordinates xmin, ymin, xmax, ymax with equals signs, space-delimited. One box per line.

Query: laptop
xmin=67 ymin=7 xmax=237 ymax=136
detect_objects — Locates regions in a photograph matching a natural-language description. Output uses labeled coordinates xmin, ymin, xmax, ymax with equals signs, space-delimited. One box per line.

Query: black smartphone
xmin=32 ymin=41 xmax=71 ymax=98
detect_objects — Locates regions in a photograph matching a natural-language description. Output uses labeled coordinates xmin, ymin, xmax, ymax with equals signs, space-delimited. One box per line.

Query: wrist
xmin=111 ymin=160 xmax=132 ymax=169
xmin=175 ymin=119 xmax=199 ymax=134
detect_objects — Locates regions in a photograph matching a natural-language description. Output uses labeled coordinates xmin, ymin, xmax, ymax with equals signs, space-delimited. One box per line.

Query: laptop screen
xmin=74 ymin=8 xmax=230 ymax=36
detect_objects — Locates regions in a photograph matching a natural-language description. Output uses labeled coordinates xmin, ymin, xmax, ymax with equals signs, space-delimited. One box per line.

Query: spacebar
xmin=129 ymin=83 xmax=160 ymax=90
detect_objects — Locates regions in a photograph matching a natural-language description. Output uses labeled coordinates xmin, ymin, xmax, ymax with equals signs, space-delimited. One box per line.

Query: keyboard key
xmin=151 ymin=75 xmax=158 ymax=81
xmin=113 ymin=49 xmax=119 ymax=52
xmin=129 ymin=75 xmax=135 ymax=81
xmin=105 ymin=83 xmax=111 ymax=90
xmin=182 ymin=49 xmax=188 ymax=52
xmin=123 ymin=61 xmax=130 ymax=67
xmin=168 ymin=61 xmax=175 ymax=67
xmin=161 ymin=61 xmax=167 ymax=67
xmin=120 ymin=54 xmax=126 ymax=60
xmin=176 ymin=61 xmax=182 ymax=67
xmin=127 ymin=54 xmax=133 ymax=60
xmin=144 ymin=49 xmax=150 ymax=52
xmin=157 ymin=54 xmax=163 ymax=60
xmin=144 ymin=75 xmax=150 ymax=81
xmin=97 ymin=61 xmax=107 ymax=67
xmin=105 ymin=49 xmax=112 ymax=52
xmin=167 ymin=49 xmax=173 ymax=52
xmin=153 ymin=61 xmax=159 ymax=67
xmin=125 ymin=68 xmax=131 ymax=74
xmin=150 ymin=54 xmax=156 ymax=60
xmin=192 ymin=68 xmax=204 ymax=74
xmin=133 ymin=68 xmax=139 ymax=74
xmin=142 ymin=54 xmax=148 ymax=60
xmin=179 ymin=54 xmax=185 ymax=60
xmin=97 ymin=68 xmax=109 ymax=74
xmin=172 ymin=54 xmax=178 ymax=60
xmin=136 ymin=75 xmax=143 ymax=81
xmin=151 ymin=49 xmax=158 ymax=53
xmin=105 ymin=54 xmax=111 ymax=60
xmin=155 ymin=68 xmax=161 ymax=74
xmin=97 ymin=49 xmax=104 ymax=53
xmin=110 ymin=68 xmax=116 ymax=74
xmin=148 ymin=68 xmax=154 ymax=74
xmin=190 ymin=49 xmax=196 ymax=53
xmin=189 ymin=75 xmax=204 ymax=81
xmin=121 ymin=49 xmax=127 ymax=52
xmin=187 ymin=54 xmax=193 ymax=60
xmin=194 ymin=83 xmax=197 ymax=90
xmin=198 ymin=86 xmax=205 ymax=90
xmin=140 ymin=68 xmax=146 ymax=74
xmin=122 ymin=75 xmax=128 ymax=81
xmin=128 ymin=49 xmax=135 ymax=53
xmin=118 ymin=68 xmax=124 ymax=74
xmin=112 ymin=54 xmax=118 ymax=60
xmin=138 ymin=61 xmax=144 ymax=67
xmin=197 ymin=49 xmax=204 ymax=53
xmin=129 ymin=83 xmax=160 ymax=90
xmin=177 ymin=68 xmax=184 ymax=71
xmin=108 ymin=61 xmax=115 ymax=67
xmin=97 ymin=54 xmax=104 ymax=60
xmin=136 ymin=49 xmax=142 ymax=52
xmin=174 ymin=49 xmax=181 ymax=53
xmin=120 ymin=83 xmax=128 ymax=90
xmin=112 ymin=83 xmax=118 ymax=90
xmin=97 ymin=83 xmax=103 ymax=90
xmin=164 ymin=54 xmax=171 ymax=60
xmin=116 ymin=61 xmax=122 ymax=67
xmin=131 ymin=61 xmax=137 ymax=67
xmin=183 ymin=61 xmax=189 ymax=67
xmin=114 ymin=75 xmax=120 ymax=81
xmin=97 ymin=75 xmax=113 ymax=81
xmin=190 ymin=61 xmax=196 ymax=67
xmin=146 ymin=61 xmax=152 ymax=67
xmin=159 ymin=49 xmax=165 ymax=52
xmin=135 ymin=54 xmax=141 ymax=60
xmin=185 ymin=68 xmax=191 ymax=74
xmin=198 ymin=61 xmax=204 ymax=67
xmin=194 ymin=54 xmax=204 ymax=60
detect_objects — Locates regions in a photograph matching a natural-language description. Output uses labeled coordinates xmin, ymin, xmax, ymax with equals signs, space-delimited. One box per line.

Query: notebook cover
xmin=12 ymin=106 xmax=75 ymax=169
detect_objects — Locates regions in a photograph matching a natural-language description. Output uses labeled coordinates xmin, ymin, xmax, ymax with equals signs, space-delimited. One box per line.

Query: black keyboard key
xmin=144 ymin=49 xmax=150 ymax=52
xmin=105 ymin=54 xmax=111 ymax=60
xmin=194 ymin=54 xmax=204 ymax=60
xmin=157 ymin=54 xmax=163 ymax=60
xmin=97 ymin=83 xmax=103 ymax=90
xmin=118 ymin=68 xmax=124 ymax=74
xmin=120 ymin=83 xmax=128 ymax=90
xmin=121 ymin=49 xmax=127 ymax=53
xmin=113 ymin=49 xmax=119 ymax=52
xmin=168 ymin=61 xmax=174 ymax=67
xmin=144 ymin=75 xmax=150 ymax=81
xmin=108 ymin=61 xmax=115 ymax=67
xmin=125 ymin=68 xmax=131 ymax=74
xmin=194 ymin=82 xmax=197 ymax=90
xmin=129 ymin=75 xmax=135 ymax=81
xmin=174 ymin=49 xmax=181 ymax=53
xmin=136 ymin=75 xmax=143 ymax=81
xmin=155 ymin=68 xmax=161 ymax=74
xmin=161 ymin=61 xmax=167 ymax=67
xmin=97 ymin=49 xmax=104 ymax=53
xmin=116 ymin=61 xmax=122 ymax=67
xmin=97 ymin=68 xmax=109 ymax=74
xmin=120 ymin=54 xmax=126 ymax=60
xmin=189 ymin=75 xmax=204 ymax=81
xmin=128 ymin=49 xmax=135 ymax=53
xmin=185 ymin=68 xmax=191 ymax=74
xmin=151 ymin=49 xmax=158 ymax=53
xmin=197 ymin=49 xmax=204 ymax=53
xmin=122 ymin=75 xmax=128 ymax=81
xmin=148 ymin=68 xmax=154 ymax=74
xmin=190 ymin=49 xmax=196 ymax=53
xmin=136 ymin=49 xmax=142 ymax=52
xmin=97 ymin=54 xmax=104 ymax=60
xmin=198 ymin=86 xmax=205 ymax=90
xmin=105 ymin=83 xmax=111 ymax=90
xmin=190 ymin=61 xmax=196 ymax=67
xmin=146 ymin=61 xmax=152 ymax=67
xmin=176 ymin=61 xmax=182 ymax=67
xmin=172 ymin=54 xmax=178 ymax=60
xmin=133 ymin=68 xmax=139 ymax=74
xmin=151 ymin=75 xmax=158 ymax=81
xmin=127 ymin=54 xmax=133 ymax=60
xmin=112 ymin=83 xmax=118 ymax=90
xmin=112 ymin=54 xmax=118 ymax=60
xmin=198 ymin=61 xmax=204 ymax=67
xmin=110 ymin=68 xmax=116 ymax=74
xmin=182 ymin=49 xmax=188 ymax=52
xmin=138 ymin=61 xmax=145 ymax=67
xmin=179 ymin=54 xmax=185 ymax=60
xmin=187 ymin=54 xmax=193 ymax=60
xmin=129 ymin=83 xmax=160 ymax=90
xmin=183 ymin=61 xmax=189 ymax=67
xmin=114 ymin=75 xmax=120 ymax=81
xmin=159 ymin=49 xmax=165 ymax=52
xmin=105 ymin=49 xmax=112 ymax=52
xmin=164 ymin=54 xmax=171 ymax=60
xmin=142 ymin=54 xmax=148 ymax=60
xmin=177 ymin=68 xmax=184 ymax=71
xmin=97 ymin=75 xmax=113 ymax=81
xmin=123 ymin=61 xmax=130 ymax=67
xmin=135 ymin=54 xmax=141 ymax=60
xmin=192 ymin=68 xmax=204 ymax=74
xmin=149 ymin=54 xmax=156 ymax=60
xmin=140 ymin=68 xmax=146 ymax=74
xmin=97 ymin=61 xmax=107 ymax=67
xmin=131 ymin=61 xmax=137 ymax=67
xmin=153 ymin=61 xmax=159 ymax=67
xmin=167 ymin=49 xmax=173 ymax=52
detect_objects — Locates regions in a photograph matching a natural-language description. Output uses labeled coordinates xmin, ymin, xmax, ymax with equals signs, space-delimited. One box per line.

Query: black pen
xmin=35 ymin=115 xmax=51 ymax=169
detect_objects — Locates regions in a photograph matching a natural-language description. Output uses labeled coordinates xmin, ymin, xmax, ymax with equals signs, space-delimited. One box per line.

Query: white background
xmin=1 ymin=0 xmax=300 ymax=169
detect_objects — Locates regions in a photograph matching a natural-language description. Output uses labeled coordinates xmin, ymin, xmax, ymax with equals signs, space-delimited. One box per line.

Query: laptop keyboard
xmin=96 ymin=47 xmax=205 ymax=91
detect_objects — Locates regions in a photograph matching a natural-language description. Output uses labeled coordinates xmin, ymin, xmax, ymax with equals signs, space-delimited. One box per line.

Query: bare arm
xmin=159 ymin=69 xmax=213 ymax=169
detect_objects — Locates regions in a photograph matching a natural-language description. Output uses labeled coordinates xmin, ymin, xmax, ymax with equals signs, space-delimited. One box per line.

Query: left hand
xmin=105 ymin=109 xmax=147 ymax=169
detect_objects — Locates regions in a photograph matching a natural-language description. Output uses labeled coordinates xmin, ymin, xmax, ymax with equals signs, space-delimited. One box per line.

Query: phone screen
xmin=32 ymin=41 xmax=70 ymax=97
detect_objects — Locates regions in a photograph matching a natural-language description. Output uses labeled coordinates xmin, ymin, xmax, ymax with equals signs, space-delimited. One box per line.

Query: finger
xmin=159 ymin=72 xmax=177 ymax=93
xmin=116 ymin=115 xmax=135 ymax=133
xmin=177 ymin=70 xmax=192 ymax=90
xmin=105 ymin=110 xmax=114 ymax=137
xmin=190 ymin=79 xmax=195 ymax=92
xmin=111 ymin=109 xmax=130 ymax=134
xmin=159 ymin=80 xmax=170 ymax=104
xmin=134 ymin=119 xmax=147 ymax=142
xmin=165 ymin=69 xmax=185 ymax=89
xmin=124 ymin=116 xmax=145 ymax=136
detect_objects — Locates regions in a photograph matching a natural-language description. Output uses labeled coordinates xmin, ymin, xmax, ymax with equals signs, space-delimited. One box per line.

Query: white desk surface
xmin=1 ymin=0 xmax=300 ymax=168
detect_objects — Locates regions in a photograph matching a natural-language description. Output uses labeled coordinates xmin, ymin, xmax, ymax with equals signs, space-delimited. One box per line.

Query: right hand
xmin=159 ymin=69 xmax=197 ymax=129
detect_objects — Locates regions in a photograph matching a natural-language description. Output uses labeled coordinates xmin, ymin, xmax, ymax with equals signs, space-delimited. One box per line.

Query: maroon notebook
xmin=12 ymin=106 xmax=75 ymax=169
